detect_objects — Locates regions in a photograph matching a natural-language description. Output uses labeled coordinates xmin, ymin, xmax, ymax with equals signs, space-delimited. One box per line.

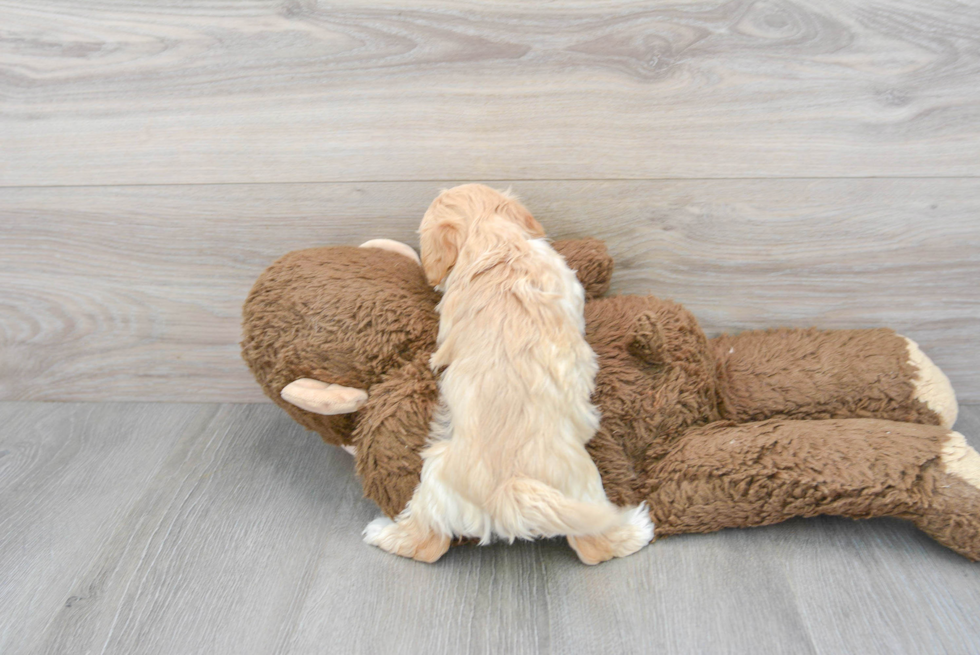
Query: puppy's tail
xmin=489 ymin=476 xmax=627 ymax=541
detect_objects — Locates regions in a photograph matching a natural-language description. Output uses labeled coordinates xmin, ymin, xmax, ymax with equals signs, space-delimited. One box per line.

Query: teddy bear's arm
xmin=350 ymin=359 xmax=438 ymax=519
xmin=552 ymin=238 xmax=614 ymax=300
xmin=711 ymin=328 xmax=957 ymax=428
xmin=645 ymin=418 xmax=980 ymax=560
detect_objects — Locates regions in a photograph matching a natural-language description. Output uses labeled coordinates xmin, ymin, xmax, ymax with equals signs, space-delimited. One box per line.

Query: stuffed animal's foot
xmin=280 ymin=378 xmax=368 ymax=415
xmin=904 ymin=337 xmax=958 ymax=428
xmin=359 ymin=239 xmax=422 ymax=265
xmin=567 ymin=504 xmax=654 ymax=565
xmin=941 ymin=432 xmax=980 ymax=489
xmin=363 ymin=516 xmax=451 ymax=563
xmin=911 ymin=431 xmax=980 ymax=561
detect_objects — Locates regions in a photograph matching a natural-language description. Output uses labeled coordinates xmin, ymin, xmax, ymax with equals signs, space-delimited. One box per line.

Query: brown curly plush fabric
xmin=713 ymin=328 xmax=941 ymax=425
xmin=582 ymin=296 xmax=721 ymax=507
xmin=242 ymin=237 xmax=980 ymax=561
xmin=648 ymin=418 xmax=949 ymax=534
xmin=242 ymin=246 xmax=440 ymax=446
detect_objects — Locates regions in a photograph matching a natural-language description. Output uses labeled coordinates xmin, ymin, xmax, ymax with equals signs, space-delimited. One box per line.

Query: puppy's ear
xmin=499 ymin=195 xmax=545 ymax=239
xmin=419 ymin=215 xmax=464 ymax=287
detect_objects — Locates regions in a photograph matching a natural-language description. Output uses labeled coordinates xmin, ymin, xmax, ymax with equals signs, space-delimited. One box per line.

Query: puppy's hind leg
xmin=364 ymin=513 xmax=450 ymax=563
xmin=363 ymin=441 xmax=456 ymax=563
xmin=567 ymin=504 xmax=654 ymax=565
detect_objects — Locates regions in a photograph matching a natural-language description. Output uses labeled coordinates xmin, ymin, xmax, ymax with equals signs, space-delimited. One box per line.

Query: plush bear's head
xmin=241 ymin=244 xmax=440 ymax=446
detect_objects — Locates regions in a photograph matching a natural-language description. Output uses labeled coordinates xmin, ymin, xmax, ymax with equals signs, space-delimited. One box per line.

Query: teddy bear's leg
xmin=810 ymin=424 xmax=972 ymax=558
xmin=910 ymin=431 xmax=980 ymax=560
xmin=712 ymin=328 xmax=957 ymax=427
xmin=646 ymin=418 xmax=980 ymax=560
xmin=904 ymin=337 xmax=958 ymax=427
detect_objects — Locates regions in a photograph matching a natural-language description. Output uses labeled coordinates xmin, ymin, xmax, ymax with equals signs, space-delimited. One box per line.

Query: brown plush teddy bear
xmin=241 ymin=237 xmax=980 ymax=561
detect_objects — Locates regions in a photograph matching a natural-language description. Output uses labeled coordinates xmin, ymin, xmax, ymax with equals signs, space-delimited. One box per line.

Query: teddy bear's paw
xmin=567 ymin=504 xmax=654 ymax=565
xmin=359 ymin=239 xmax=422 ymax=265
xmin=280 ymin=378 xmax=368 ymax=415
xmin=903 ymin=337 xmax=958 ymax=428
xmin=941 ymin=431 xmax=980 ymax=491
xmin=911 ymin=430 xmax=980 ymax=561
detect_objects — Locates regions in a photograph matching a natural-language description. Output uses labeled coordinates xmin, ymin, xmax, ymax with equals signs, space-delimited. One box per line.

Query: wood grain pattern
xmin=2 ymin=401 xmax=979 ymax=654
xmin=0 ymin=402 xmax=215 ymax=655
xmin=2 ymin=1 xmax=977 ymax=648
xmin=2 ymin=0 xmax=979 ymax=185
xmin=36 ymin=404 xmax=359 ymax=655
xmin=2 ymin=179 xmax=977 ymax=402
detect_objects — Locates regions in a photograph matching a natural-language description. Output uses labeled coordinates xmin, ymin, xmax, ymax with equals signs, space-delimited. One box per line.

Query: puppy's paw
xmin=363 ymin=515 xmax=450 ymax=563
xmin=363 ymin=516 xmax=395 ymax=545
xmin=567 ymin=504 xmax=654 ymax=565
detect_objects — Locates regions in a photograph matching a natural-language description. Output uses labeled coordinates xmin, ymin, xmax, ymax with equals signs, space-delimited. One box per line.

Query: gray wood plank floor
xmin=2 ymin=401 xmax=978 ymax=655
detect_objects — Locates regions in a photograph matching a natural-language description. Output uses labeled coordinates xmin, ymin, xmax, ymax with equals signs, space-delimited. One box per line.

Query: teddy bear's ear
xmin=280 ymin=378 xmax=368 ymax=415
xmin=628 ymin=312 xmax=666 ymax=365
xmin=359 ymin=239 xmax=422 ymax=265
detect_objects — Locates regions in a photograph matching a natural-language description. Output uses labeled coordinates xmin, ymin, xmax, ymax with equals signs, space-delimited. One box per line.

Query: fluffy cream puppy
xmin=363 ymin=184 xmax=653 ymax=564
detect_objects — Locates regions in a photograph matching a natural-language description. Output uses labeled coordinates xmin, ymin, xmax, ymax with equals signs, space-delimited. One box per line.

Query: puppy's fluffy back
xmin=429 ymin=214 xmax=605 ymax=538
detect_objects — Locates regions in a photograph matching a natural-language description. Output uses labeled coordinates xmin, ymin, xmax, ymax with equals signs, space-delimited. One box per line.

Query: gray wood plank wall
xmin=1 ymin=1 xmax=978 ymax=402
xmin=3 ymin=0 xmax=979 ymax=184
